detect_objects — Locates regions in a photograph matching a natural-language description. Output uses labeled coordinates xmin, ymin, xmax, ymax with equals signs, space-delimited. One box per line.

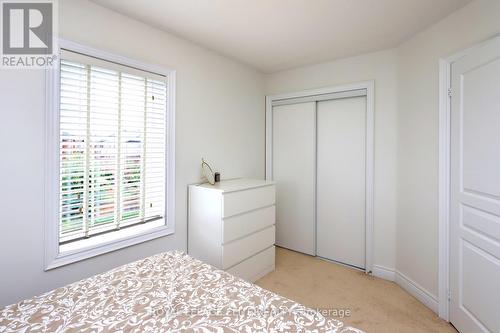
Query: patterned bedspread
xmin=0 ymin=251 xmax=363 ymax=332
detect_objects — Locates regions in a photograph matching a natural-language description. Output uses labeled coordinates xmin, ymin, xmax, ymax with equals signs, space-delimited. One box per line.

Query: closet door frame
xmin=265 ymin=81 xmax=374 ymax=274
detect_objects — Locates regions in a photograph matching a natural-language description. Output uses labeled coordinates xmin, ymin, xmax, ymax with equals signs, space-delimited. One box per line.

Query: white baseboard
xmin=371 ymin=266 xmax=439 ymax=314
xmin=395 ymin=270 xmax=439 ymax=314
xmin=372 ymin=265 xmax=396 ymax=281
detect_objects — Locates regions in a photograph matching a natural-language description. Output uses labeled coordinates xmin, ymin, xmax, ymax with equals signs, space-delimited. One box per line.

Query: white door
xmin=272 ymin=102 xmax=316 ymax=255
xmin=316 ymin=97 xmax=366 ymax=269
xmin=450 ymin=37 xmax=500 ymax=333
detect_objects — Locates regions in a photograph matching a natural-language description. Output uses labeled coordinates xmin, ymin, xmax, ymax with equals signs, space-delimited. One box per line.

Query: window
xmin=45 ymin=41 xmax=175 ymax=269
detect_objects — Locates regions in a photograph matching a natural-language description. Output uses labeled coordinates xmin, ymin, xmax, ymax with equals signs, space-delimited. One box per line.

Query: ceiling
xmin=91 ymin=0 xmax=472 ymax=73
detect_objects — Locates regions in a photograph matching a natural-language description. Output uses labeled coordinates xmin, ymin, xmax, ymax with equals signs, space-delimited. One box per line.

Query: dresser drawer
xmin=222 ymin=185 xmax=275 ymax=217
xmin=227 ymin=246 xmax=275 ymax=282
xmin=222 ymin=205 xmax=275 ymax=244
xmin=222 ymin=225 xmax=275 ymax=269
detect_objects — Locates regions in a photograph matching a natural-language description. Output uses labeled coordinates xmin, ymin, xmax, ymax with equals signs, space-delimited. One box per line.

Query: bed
xmin=0 ymin=251 xmax=363 ymax=332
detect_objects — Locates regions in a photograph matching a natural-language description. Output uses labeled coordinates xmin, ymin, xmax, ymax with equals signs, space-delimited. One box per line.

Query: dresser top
xmin=192 ymin=178 xmax=275 ymax=193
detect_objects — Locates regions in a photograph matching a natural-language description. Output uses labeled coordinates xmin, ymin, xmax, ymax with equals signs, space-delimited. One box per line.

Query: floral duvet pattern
xmin=0 ymin=251 xmax=363 ymax=332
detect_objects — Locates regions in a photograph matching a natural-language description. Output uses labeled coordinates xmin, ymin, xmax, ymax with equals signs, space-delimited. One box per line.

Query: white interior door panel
xmin=450 ymin=37 xmax=500 ymax=333
xmin=316 ymin=97 xmax=366 ymax=269
xmin=272 ymin=102 xmax=316 ymax=255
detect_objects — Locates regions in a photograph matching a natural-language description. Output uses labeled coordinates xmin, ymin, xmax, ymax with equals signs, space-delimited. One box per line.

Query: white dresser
xmin=188 ymin=178 xmax=276 ymax=282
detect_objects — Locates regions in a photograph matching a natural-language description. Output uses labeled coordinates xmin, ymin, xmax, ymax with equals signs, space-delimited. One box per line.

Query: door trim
xmin=438 ymin=34 xmax=500 ymax=322
xmin=265 ymin=81 xmax=374 ymax=274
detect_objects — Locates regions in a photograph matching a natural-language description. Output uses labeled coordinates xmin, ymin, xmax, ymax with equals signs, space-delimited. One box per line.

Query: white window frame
xmin=44 ymin=39 xmax=176 ymax=270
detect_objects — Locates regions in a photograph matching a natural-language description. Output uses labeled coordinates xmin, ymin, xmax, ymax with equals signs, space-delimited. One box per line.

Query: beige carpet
xmin=256 ymin=247 xmax=456 ymax=333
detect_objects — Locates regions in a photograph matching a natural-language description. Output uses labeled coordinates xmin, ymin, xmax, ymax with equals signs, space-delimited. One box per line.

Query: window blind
xmin=59 ymin=50 xmax=167 ymax=244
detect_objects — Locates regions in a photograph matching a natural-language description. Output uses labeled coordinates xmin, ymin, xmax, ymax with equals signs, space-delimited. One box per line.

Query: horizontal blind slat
xmin=59 ymin=56 xmax=167 ymax=242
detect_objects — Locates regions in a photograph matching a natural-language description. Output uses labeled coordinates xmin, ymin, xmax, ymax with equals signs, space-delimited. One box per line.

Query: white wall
xmin=0 ymin=0 xmax=264 ymax=306
xmin=396 ymin=0 xmax=500 ymax=298
xmin=265 ymin=0 xmax=500 ymax=306
xmin=265 ymin=49 xmax=399 ymax=272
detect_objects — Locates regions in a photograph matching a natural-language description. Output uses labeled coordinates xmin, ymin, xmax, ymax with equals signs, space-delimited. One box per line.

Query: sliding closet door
xmin=316 ymin=97 xmax=366 ymax=269
xmin=272 ymin=102 xmax=315 ymax=255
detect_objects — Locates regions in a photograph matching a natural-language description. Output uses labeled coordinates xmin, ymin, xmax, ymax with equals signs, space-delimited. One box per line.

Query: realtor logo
xmin=3 ymin=2 xmax=52 ymax=54
xmin=1 ymin=0 xmax=56 ymax=67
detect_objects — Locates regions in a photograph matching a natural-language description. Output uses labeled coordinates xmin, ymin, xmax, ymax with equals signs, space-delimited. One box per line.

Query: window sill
xmin=45 ymin=221 xmax=174 ymax=270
